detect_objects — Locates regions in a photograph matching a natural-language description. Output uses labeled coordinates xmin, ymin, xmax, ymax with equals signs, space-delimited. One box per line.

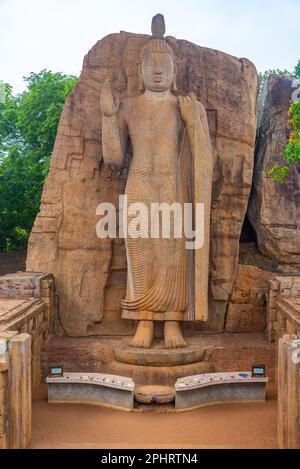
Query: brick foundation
xmin=41 ymin=333 xmax=276 ymax=384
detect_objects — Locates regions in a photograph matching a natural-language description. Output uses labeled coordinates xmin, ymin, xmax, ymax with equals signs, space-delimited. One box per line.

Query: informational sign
xmin=251 ymin=364 xmax=265 ymax=377
xmin=49 ymin=366 xmax=64 ymax=377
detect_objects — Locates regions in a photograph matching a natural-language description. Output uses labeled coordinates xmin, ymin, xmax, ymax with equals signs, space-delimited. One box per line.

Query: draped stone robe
xmin=102 ymin=91 xmax=213 ymax=321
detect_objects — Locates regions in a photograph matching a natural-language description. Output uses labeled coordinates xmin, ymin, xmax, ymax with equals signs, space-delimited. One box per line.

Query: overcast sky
xmin=1 ymin=0 xmax=299 ymax=93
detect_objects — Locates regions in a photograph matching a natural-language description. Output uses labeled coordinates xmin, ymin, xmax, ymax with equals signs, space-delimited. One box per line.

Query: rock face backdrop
xmin=248 ymin=76 xmax=300 ymax=264
xmin=26 ymin=31 xmax=258 ymax=336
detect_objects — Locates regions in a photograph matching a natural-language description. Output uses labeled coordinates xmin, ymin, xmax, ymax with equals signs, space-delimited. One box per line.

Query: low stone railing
xmin=0 ymin=272 xmax=54 ymax=390
xmin=175 ymin=371 xmax=268 ymax=411
xmin=47 ymin=372 xmax=135 ymax=411
xmin=267 ymin=277 xmax=300 ymax=448
xmin=0 ymin=271 xmax=54 ymax=448
xmin=267 ymin=276 xmax=300 ymax=341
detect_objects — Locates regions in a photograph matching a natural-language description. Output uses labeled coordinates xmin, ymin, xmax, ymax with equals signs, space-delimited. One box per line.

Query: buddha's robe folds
xmin=103 ymin=91 xmax=213 ymax=321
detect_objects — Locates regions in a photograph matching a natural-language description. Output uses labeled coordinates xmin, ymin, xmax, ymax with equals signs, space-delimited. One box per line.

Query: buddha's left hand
xmin=178 ymin=93 xmax=199 ymax=124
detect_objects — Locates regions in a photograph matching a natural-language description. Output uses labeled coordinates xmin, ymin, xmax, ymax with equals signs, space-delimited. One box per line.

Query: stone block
xmin=0 ymin=272 xmax=53 ymax=300
xmin=10 ymin=333 xmax=32 ymax=449
xmin=175 ymin=372 xmax=268 ymax=410
xmin=47 ymin=372 xmax=135 ymax=411
xmin=225 ymin=303 xmax=266 ymax=332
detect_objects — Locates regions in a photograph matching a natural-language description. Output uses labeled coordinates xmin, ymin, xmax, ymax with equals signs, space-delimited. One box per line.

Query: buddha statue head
xmin=138 ymin=14 xmax=177 ymax=93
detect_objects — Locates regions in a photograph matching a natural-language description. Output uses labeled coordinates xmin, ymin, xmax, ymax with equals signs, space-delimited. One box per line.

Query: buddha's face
xmin=141 ymin=51 xmax=175 ymax=92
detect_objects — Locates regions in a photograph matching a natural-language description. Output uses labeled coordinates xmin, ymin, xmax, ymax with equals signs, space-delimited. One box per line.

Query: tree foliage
xmin=259 ymin=68 xmax=293 ymax=93
xmin=294 ymin=60 xmax=300 ymax=79
xmin=1 ymin=62 xmax=299 ymax=251
xmin=0 ymin=70 xmax=78 ymax=251
xmin=267 ymin=101 xmax=300 ymax=183
xmin=260 ymin=61 xmax=300 ymax=183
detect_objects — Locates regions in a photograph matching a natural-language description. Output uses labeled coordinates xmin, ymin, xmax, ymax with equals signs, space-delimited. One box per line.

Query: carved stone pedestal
xmin=112 ymin=342 xmax=214 ymax=402
xmin=135 ymin=385 xmax=175 ymax=404
xmin=114 ymin=345 xmax=207 ymax=366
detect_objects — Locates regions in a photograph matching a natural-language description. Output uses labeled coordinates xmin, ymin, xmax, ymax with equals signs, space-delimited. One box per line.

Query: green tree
xmin=0 ymin=70 xmax=78 ymax=251
xmin=0 ymin=83 xmax=18 ymax=156
xmin=294 ymin=60 xmax=300 ymax=78
xmin=267 ymin=101 xmax=300 ymax=183
xmin=259 ymin=68 xmax=293 ymax=93
xmin=261 ymin=61 xmax=300 ymax=183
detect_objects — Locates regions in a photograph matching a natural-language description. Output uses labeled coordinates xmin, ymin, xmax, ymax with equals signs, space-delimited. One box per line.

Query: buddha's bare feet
xmin=164 ymin=321 xmax=186 ymax=348
xmin=130 ymin=320 xmax=154 ymax=348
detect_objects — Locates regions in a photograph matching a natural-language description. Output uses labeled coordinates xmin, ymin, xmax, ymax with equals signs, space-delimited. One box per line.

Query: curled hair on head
xmin=139 ymin=38 xmax=176 ymax=62
xmin=138 ymin=39 xmax=177 ymax=92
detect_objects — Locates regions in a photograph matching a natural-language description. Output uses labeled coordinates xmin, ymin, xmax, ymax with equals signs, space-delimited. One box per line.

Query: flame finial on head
xmin=139 ymin=14 xmax=174 ymax=60
xmin=151 ymin=13 xmax=166 ymax=38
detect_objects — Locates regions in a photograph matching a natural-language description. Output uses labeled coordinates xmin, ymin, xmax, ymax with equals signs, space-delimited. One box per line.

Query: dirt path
xmin=30 ymin=384 xmax=278 ymax=449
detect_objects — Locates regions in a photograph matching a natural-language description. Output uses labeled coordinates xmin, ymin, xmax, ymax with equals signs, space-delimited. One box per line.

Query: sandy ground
xmin=30 ymin=384 xmax=278 ymax=449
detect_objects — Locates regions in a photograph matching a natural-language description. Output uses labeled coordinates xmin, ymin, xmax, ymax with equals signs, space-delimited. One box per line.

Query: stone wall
xmin=225 ymin=265 xmax=274 ymax=333
xmin=267 ymin=276 xmax=300 ymax=341
xmin=0 ymin=272 xmax=55 ymax=449
xmin=0 ymin=272 xmax=54 ymax=390
xmin=26 ymin=31 xmax=258 ymax=336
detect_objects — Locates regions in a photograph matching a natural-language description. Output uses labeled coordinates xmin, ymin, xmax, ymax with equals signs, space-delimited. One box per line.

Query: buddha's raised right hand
xmin=100 ymin=77 xmax=119 ymax=117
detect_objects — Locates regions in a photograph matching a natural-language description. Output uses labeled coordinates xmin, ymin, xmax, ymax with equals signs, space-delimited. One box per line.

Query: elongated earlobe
xmin=138 ymin=64 xmax=144 ymax=92
xmin=172 ymin=64 xmax=177 ymax=92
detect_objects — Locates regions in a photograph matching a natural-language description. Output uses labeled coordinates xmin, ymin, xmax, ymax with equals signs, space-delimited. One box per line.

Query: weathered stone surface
xmin=101 ymin=28 xmax=213 ymax=351
xmin=26 ymin=30 xmax=258 ymax=336
xmin=108 ymin=360 xmax=214 ymax=386
xmin=0 ymin=272 xmax=54 ymax=391
xmin=267 ymin=276 xmax=300 ymax=341
xmin=0 ymin=272 xmax=53 ymax=300
xmin=0 ymin=298 xmax=45 ymax=329
xmin=278 ymin=336 xmax=300 ymax=448
xmin=175 ymin=379 xmax=267 ymax=410
xmin=225 ymin=264 xmax=274 ymax=332
xmin=41 ymin=334 xmax=277 ymax=383
xmin=248 ymin=75 xmax=300 ymax=263
xmin=47 ymin=381 xmax=134 ymax=411
xmin=134 ymin=385 xmax=175 ymax=404
xmin=0 ymin=369 xmax=7 ymax=448
xmin=10 ymin=334 xmax=32 ymax=449
xmin=114 ymin=345 xmax=206 ymax=366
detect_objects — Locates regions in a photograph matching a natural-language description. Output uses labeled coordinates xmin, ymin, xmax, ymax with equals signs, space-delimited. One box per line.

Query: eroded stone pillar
xmin=278 ymin=335 xmax=300 ymax=449
xmin=0 ymin=364 xmax=8 ymax=449
xmin=9 ymin=333 xmax=32 ymax=449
